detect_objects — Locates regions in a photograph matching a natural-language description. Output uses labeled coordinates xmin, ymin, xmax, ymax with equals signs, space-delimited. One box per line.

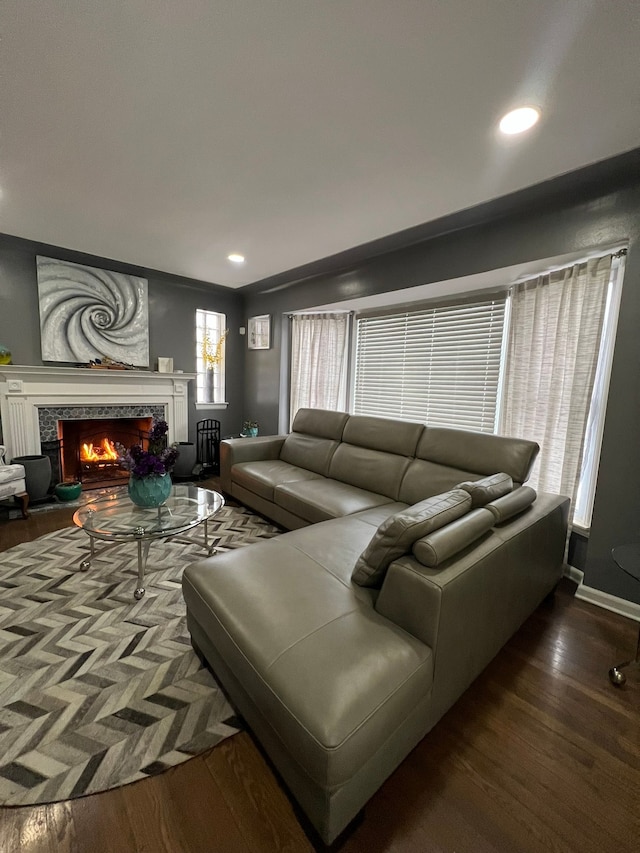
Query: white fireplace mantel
xmin=0 ymin=365 xmax=195 ymax=459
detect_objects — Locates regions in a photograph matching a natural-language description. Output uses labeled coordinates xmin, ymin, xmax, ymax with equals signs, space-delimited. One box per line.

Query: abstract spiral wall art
xmin=36 ymin=256 xmax=149 ymax=366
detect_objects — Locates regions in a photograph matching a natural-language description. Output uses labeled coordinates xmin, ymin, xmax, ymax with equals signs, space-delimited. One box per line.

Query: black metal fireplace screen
xmin=41 ymin=417 xmax=155 ymax=492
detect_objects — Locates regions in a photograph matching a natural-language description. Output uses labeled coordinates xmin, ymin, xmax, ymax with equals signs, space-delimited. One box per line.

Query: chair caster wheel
xmin=609 ymin=666 xmax=626 ymax=686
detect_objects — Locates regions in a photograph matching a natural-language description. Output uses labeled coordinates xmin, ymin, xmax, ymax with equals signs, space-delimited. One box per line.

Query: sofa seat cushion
xmin=182 ymin=533 xmax=433 ymax=789
xmin=279 ymin=515 xmax=397 ymax=599
xmin=348 ymin=502 xmax=411 ymax=527
xmin=0 ymin=475 xmax=26 ymax=499
xmin=275 ymin=478 xmax=394 ymax=524
xmin=0 ymin=461 xmax=26 ymax=499
xmin=352 ymin=489 xmax=473 ymax=587
xmin=231 ymin=460 xmax=323 ymax=502
xmin=0 ymin=463 xmax=26 ymax=485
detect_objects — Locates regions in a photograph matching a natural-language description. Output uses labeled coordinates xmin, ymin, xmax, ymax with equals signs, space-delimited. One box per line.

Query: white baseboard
xmin=565 ymin=563 xmax=640 ymax=622
xmin=563 ymin=564 xmax=584 ymax=585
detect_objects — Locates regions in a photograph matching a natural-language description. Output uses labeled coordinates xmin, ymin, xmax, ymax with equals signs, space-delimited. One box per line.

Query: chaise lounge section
xmin=182 ymin=409 xmax=569 ymax=844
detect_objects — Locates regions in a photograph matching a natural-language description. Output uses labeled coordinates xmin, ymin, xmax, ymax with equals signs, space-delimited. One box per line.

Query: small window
xmin=196 ymin=310 xmax=227 ymax=405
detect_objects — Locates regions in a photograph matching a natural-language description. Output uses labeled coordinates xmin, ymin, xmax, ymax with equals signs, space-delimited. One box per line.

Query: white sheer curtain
xmin=499 ymin=255 xmax=612 ymax=517
xmin=289 ymin=313 xmax=349 ymax=427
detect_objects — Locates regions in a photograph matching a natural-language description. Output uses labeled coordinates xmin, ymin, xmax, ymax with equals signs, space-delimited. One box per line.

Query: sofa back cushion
xmin=329 ymin=445 xmax=411 ymax=500
xmin=280 ymin=434 xmax=340 ymax=476
xmin=290 ymin=408 xmax=349 ymax=440
xmin=328 ymin=414 xmax=423 ymax=500
xmin=280 ymin=409 xmax=350 ymax=476
xmin=398 ymin=427 xmax=538 ymax=504
xmin=416 ymin=427 xmax=539 ymax=483
xmin=399 ymin=458 xmax=480 ymax=504
xmin=341 ymin=415 xmax=424 ymax=456
xmin=351 ymin=489 xmax=472 ymax=587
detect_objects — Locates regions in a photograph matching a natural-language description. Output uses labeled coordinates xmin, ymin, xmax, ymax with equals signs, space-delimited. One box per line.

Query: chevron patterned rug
xmin=0 ymin=505 xmax=281 ymax=806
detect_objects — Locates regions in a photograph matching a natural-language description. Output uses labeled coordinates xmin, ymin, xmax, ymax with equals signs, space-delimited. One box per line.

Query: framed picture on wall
xmin=36 ymin=256 xmax=149 ymax=366
xmin=248 ymin=315 xmax=271 ymax=349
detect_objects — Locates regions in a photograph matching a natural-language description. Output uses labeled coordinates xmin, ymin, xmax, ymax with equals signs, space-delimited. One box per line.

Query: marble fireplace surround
xmin=0 ymin=365 xmax=194 ymax=460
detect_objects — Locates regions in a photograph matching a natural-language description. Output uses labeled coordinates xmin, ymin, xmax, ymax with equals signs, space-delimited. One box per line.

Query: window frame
xmin=572 ymin=254 xmax=625 ymax=532
xmin=195 ymin=309 xmax=228 ymax=410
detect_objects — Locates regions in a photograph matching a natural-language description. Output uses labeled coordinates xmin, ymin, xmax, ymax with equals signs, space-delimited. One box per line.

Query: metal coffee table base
xmin=79 ymin=518 xmax=216 ymax=600
xmin=608 ymin=626 xmax=640 ymax=686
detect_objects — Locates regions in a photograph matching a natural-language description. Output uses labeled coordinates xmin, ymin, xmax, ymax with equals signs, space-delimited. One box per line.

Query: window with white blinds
xmin=352 ymin=297 xmax=507 ymax=432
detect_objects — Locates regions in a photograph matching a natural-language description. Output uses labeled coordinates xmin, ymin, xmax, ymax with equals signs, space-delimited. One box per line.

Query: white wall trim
xmin=575 ymin=584 xmax=640 ymax=623
xmin=0 ymin=365 xmax=195 ymax=457
xmin=563 ymin=564 xmax=584 ymax=586
xmin=565 ymin=563 xmax=640 ymax=622
xmin=195 ymin=401 xmax=229 ymax=411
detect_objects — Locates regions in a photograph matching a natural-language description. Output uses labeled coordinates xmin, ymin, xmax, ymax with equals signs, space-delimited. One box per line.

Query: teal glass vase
xmin=128 ymin=473 xmax=172 ymax=508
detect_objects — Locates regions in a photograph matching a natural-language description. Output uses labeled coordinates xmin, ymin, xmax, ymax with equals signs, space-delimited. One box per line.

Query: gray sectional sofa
xmin=182 ymin=409 xmax=569 ymax=844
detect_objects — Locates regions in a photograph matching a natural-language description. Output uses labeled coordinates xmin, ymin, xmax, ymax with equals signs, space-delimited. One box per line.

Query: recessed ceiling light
xmin=227 ymin=253 xmax=245 ymax=264
xmin=499 ymin=106 xmax=541 ymax=135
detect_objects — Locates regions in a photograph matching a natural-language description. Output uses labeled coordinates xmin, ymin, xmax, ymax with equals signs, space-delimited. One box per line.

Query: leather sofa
xmin=182 ymin=409 xmax=569 ymax=844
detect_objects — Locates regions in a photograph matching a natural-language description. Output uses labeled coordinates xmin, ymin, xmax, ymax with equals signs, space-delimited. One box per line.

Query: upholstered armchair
xmin=0 ymin=445 xmax=29 ymax=518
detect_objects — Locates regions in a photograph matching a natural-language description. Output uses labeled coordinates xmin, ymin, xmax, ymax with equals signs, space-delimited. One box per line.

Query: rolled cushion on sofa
xmin=412 ymin=508 xmax=495 ymax=567
xmin=352 ymin=488 xmax=472 ymax=587
xmin=485 ymin=485 xmax=537 ymax=523
xmin=457 ymin=472 xmax=513 ymax=507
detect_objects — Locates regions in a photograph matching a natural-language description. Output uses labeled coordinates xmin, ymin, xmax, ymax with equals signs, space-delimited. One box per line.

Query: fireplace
xmin=0 ymin=365 xmax=195 ymax=491
xmin=38 ymin=404 xmax=166 ymax=492
xmin=59 ymin=417 xmax=154 ymax=488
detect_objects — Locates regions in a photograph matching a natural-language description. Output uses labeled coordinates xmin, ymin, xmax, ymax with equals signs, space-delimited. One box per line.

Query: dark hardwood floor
xmin=1 ymin=486 xmax=638 ymax=852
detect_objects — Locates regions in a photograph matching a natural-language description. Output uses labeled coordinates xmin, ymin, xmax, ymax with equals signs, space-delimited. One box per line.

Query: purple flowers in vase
xmin=116 ymin=418 xmax=179 ymax=478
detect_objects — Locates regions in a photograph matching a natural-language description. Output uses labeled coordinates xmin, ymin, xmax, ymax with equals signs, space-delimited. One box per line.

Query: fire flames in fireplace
xmin=80 ymin=436 xmax=122 ymax=483
xmin=81 ymin=438 xmax=119 ymax=465
xmin=59 ymin=416 xmax=153 ymax=489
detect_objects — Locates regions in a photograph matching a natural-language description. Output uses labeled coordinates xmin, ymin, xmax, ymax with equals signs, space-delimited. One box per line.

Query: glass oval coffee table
xmin=73 ymin=484 xmax=224 ymax=600
xmin=609 ymin=543 xmax=640 ymax=686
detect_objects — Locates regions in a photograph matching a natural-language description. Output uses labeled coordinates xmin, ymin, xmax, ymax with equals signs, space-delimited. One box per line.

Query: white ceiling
xmin=1 ymin=1 xmax=639 ymax=289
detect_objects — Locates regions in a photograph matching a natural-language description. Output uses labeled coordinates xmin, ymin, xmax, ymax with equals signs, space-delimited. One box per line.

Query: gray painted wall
xmin=241 ymin=156 xmax=640 ymax=604
xmin=0 ymin=234 xmax=245 ymax=440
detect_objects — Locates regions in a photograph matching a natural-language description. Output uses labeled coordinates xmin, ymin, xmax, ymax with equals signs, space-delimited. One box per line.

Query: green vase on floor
xmin=128 ymin=473 xmax=172 ymax=508
xmin=55 ymin=481 xmax=82 ymax=502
